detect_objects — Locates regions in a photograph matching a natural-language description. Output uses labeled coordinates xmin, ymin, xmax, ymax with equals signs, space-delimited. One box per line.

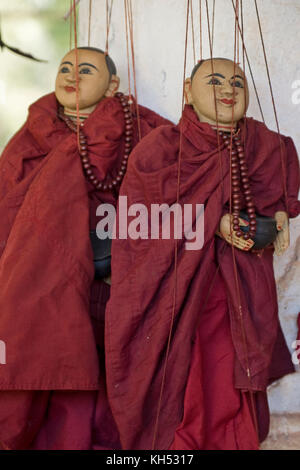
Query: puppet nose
xmin=221 ymin=81 xmax=234 ymax=94
xmin=66 ymin=77 xmax=76 ymax=83
xmin=66 ymin=69 xmax=78 ymax=83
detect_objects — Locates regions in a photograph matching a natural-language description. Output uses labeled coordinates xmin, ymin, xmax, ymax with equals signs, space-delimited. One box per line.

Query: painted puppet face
xmin=55 ymin=49 xmax=119 ymax=114
xmin=185 ymin=58 xmax=249 ymax=129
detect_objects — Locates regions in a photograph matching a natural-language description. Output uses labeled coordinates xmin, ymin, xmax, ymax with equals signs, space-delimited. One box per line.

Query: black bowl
xmin=90 ymin=230 xmax=112 ymax=279
xmin=239 ymin=211 xmax=278 ymax=250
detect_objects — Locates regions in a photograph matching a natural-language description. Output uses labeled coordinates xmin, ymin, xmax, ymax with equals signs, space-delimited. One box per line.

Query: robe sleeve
xmin=273 ymin=136 xmax=300 ymax=218
xmin=0 ymin=122 xmax=45 ymax=198
xmin=284 ymin=137 xmax=300 ymax=218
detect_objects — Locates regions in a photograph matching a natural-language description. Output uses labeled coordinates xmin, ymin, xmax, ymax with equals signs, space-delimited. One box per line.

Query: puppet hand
xmin=103 ymin=275 xmax=111 ymax=285
xmin=274 ymin=211 xmax=290 ymax=256
xmin=217 ymin=213 xmax=254 ymax=251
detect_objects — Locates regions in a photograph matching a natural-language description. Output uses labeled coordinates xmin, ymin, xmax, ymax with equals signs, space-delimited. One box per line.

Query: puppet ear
xmin=105 ymin=75 xmax=120 ymax=97
xmin=184 ymin=78 xmax=193 ymax=105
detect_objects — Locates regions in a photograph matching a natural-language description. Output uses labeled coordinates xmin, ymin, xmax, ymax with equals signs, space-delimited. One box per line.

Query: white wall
xmin=79 ymin=0 xmax=300 ymax=414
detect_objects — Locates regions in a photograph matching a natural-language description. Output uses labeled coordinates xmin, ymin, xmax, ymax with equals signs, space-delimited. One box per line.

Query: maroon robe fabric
xmin=169 ymin=271 xmax=260 ymax=450
xmin=0 ymin=92 xmax=170 ymax=450
xmin=105 ymin=105 xmax=300 ymax=450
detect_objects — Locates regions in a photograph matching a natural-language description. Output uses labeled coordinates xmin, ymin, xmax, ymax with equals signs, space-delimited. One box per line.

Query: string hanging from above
xmin=190 ymin=0 xmax=196 ymax=65
xmin=105 ymin=0 xmax=114 ymax=54
xmin=230 ymin=0 xmax=265 ymax=123
xmin=151 ymin=0 xmax=191 ymax=451
xmin=254 ymin=0 xmax=288 ymax=211
xmin=124 ymin=0 xmax=142 ymax=141
xmin=199 ymin=0 xmax=203 ymax=60
xmin=88 ymin=0 xmax=93 ymax=46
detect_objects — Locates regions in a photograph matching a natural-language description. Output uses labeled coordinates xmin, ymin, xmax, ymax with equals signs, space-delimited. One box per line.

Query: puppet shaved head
xmin=185 ymin=58 xmax=249 ymax=131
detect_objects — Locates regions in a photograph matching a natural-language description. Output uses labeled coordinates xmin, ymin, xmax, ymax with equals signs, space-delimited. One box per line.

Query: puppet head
xmin=55 ymin=47 xmax=120 ymax=115
xmin=185 ymin=58 xmax=249 ymax=131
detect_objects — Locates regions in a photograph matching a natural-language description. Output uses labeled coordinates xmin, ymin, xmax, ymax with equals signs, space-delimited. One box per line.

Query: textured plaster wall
xmin=79 ymin=0 xmax=300 ymax=414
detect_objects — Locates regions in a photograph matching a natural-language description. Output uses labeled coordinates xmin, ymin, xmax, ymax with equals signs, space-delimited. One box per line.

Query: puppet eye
xmin=231 ymin=80 xmax=244 ymax=88
xmin=208 ymin=77 xmax=222 ymax=86
xmin=60 ymin=66 xmax=70 ymax=73
xmin=79 ymin=67 xmax=93 ymax=75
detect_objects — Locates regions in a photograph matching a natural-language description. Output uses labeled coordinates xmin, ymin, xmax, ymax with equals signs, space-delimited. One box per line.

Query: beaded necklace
xmin=58 ymin=92 xmax=134 ymax=192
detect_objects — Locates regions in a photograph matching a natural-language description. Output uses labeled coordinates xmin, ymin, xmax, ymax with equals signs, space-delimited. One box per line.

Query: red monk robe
xmin=0 ymin=92 xmax=170 ymax=450
xmin=105 ymin=104 xmax=300 ymax=450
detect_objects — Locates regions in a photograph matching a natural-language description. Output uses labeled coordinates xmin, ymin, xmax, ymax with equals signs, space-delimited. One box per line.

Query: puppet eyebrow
xmin=59 ymin=61 xmax=99 ymax=71
xmin=79 ymin=62 xmax=99 ymax=71
xmin=60 ymin=61 xmax=73 ymax=66
xmin=205 ymin=73 xmax=225 ymax=79
xmin=231 ymin=75 xmax=244 ymax=80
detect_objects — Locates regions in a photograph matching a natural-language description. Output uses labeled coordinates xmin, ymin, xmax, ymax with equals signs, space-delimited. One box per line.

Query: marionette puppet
xmin=0 ymin=47 xmax=170 ymax=450
xmin=105 ymin=57 xmax=300 ymax=450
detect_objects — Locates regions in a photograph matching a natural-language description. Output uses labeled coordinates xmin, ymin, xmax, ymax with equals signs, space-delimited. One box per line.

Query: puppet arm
xmin=216 ymin=213 xmax=254 ymax=251
xmin=273 ymin=211 xmax=289 ymax=256
xmin=273 ymin=137 xmax=299 ymax=256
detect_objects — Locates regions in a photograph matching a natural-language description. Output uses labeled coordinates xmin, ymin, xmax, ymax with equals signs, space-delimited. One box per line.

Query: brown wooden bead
xmin=236 ymin=230 xmax=243 ymax=237
xmin=247 ymin=206 xmax=255 ymax=213
xmin=80 ymin=150 xmax=88 ymax=157
xmin=83 ymin=162 xmax=91 ymax=169
xmin=243 ymin=233 xmax=250 ymax=240
xmin=86 ymin=169 xmax=92 ymax=175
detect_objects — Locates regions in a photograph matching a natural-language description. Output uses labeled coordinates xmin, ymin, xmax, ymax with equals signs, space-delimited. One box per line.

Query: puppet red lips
xmin=64 ymin=86 xmax=76 ymax=93
xmin=220 ymin=98 xmax=235 ymax=105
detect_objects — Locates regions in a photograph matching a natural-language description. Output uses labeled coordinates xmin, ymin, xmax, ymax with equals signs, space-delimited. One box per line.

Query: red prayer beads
xmin=219 ymin=131 xmax=257 ymax=241
xmin=57 ymin=92 xmax=134 ymax=192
